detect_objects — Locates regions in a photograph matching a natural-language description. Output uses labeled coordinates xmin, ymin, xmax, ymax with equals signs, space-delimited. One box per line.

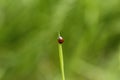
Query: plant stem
xmin=58 ymin=35 xmax=65 ymax=80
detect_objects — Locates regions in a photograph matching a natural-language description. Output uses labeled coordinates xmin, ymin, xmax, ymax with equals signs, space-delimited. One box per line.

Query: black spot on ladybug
xmin=58 ymin=36 xmax=64 ymax=44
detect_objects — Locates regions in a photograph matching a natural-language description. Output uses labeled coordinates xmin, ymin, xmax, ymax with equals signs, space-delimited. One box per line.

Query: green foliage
xmin=0 ymin=0 xmax=119 ymax=80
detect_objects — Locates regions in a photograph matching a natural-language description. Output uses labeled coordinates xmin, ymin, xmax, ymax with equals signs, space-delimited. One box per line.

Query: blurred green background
xmin=0 ymin=0 xmax=119 ymax=80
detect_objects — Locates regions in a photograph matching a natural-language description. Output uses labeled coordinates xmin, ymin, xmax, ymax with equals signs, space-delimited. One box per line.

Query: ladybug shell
xmin=58 ymin=36 xmax=64 ymax=44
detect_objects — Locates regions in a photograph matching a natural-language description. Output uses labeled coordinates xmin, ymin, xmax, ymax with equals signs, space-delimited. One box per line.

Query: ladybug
xmin=58 ymin=36 xmax=64 ymax=44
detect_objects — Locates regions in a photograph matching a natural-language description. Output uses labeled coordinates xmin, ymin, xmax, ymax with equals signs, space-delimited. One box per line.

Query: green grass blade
xmin=58 ymin=43 xmax=65 ymax=80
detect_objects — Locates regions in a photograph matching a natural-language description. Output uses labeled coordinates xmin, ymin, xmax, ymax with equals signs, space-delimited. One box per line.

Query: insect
xmin=58 ymin=36 xmax=64 ymax=44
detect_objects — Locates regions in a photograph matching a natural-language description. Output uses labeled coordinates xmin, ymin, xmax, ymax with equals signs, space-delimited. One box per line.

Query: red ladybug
xmin=58 ymin=36 xmax=64 ymax=44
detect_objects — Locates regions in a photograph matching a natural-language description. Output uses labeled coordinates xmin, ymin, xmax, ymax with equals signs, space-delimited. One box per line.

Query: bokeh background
xmin=0 ymin=0 xmax=119 ymax=80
